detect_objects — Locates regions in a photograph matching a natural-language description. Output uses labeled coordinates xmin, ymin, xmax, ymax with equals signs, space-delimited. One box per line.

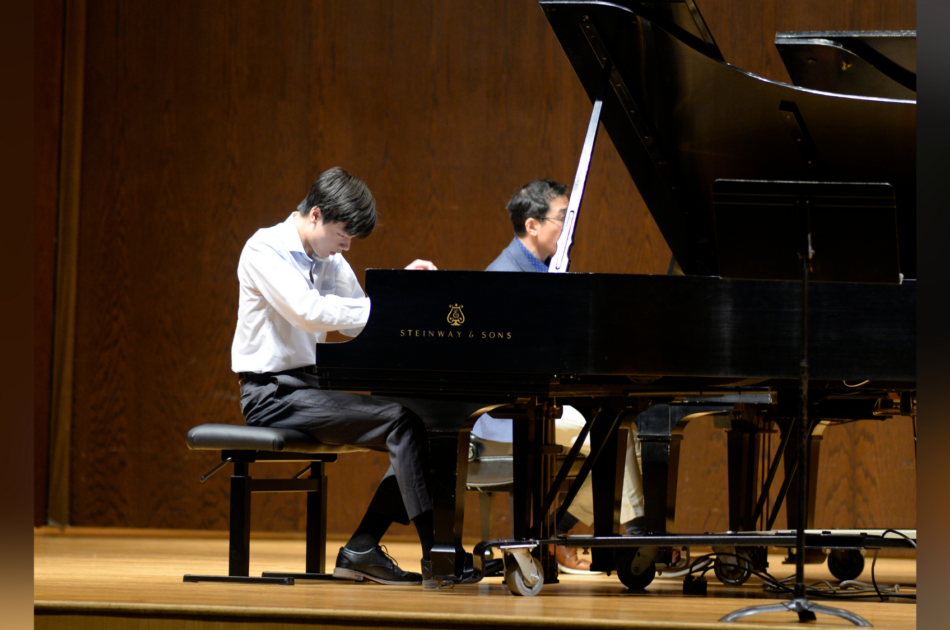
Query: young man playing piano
xmin=232 ymin=167 xmax=442 ymax=586
xmin=474 ymin=179 xmax=647 ymax=574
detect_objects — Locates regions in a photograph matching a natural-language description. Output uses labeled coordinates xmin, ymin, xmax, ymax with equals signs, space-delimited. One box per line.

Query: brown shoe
xmin=671 ymin=547 xmax=683 ymax=567
xmin=556 ymin=544 xmax=595 ymax=574
xmin=551 ymin=529 xmax=604 ymax=575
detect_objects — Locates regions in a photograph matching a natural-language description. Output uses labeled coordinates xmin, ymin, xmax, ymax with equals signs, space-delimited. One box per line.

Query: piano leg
xmin=637 ymin=404 xmax=718 ymax=535
xmin=726 ymin=420 xmax=761 ymax=532
xmin=666 ymin=428 xmax=685 ymax=534
xmin=589 ymin=406 xmax=628 ymax=572
xmin=638 ymin=404 xmax=674 ymax=536
xmin=512 ymin=401 xmax=559 ymax=584
xmin=512 ymin=409 xmax=530 ymax=542
xmin=380 ymin=397 xmax=486 ymax=585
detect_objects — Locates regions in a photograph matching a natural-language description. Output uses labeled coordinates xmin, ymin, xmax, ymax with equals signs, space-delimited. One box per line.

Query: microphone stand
xmin=720 ymin=197 xmax=870 ymax=626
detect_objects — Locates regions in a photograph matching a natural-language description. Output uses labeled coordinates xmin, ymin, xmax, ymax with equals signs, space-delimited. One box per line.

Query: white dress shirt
xmin=231 ymin=213 xmax=370 ymax=373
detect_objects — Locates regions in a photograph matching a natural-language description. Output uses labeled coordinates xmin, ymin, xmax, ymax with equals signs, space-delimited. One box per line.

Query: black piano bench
xmin=182 ymin=423 xmax=365 ymax=585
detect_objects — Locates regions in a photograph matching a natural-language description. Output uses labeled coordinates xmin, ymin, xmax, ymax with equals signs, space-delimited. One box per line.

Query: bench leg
xmin=184 ymin=462 xmax=294 ymax=585
xmin=262 ymin=462 xmax=336 ymax=581
xmin=230 ymin=464 xmax=252 ymax=575
xmin=306 ymin=462 xmax=328 ymax=573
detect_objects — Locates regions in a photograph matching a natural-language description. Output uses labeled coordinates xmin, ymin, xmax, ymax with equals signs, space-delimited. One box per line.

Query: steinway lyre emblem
xmin=447 ymin=304 xmax=465 ymax=327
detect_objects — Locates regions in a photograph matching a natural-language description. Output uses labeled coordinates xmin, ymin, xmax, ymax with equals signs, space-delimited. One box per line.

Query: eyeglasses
xmin=539 ymin=216 xmax=565 ymax=225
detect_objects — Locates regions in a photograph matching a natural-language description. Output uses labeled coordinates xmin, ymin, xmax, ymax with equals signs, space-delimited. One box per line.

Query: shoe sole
xmin=332 ymin=567 xmax=422 ymax=585
xmin=557 ymin=563 xmax=604 ymax=576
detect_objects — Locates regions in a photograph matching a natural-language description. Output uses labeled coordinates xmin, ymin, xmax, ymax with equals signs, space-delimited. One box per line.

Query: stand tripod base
xmin=720 ymin=597 xmax=870 ymax=626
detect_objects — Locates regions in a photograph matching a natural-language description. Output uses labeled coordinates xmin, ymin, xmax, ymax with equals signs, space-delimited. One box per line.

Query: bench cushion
xmin=187 ymin=423 xmax=367 ymax=454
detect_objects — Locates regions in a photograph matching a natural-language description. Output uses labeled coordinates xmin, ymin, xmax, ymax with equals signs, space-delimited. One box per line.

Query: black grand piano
xmin=317 ymin=0 xmax=915 ymax=594
xmin=775 ymin=29 xmax=916 ymax=100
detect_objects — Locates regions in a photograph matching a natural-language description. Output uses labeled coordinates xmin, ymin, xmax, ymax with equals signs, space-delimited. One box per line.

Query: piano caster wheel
xmin=617 ymin=547 xmax=657 ymax=590
xmin=503 ymin=551 xmax=544 ymax=596
xmin=714 ymin=551 xmax=752 ymax=586
xmin=827 ymin=549 xmax=865 ymax=582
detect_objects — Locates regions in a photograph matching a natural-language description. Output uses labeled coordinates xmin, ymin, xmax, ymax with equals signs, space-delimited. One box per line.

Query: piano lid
xmin=541 ymin=1 xmax=916 ymax=279
xmin=776 ymin=31 xmax=916 ymax=99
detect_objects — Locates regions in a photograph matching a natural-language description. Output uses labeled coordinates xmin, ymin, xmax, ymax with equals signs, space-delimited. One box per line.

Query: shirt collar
xmin=280 ymin=212 xmax=331 ymax=263
xmin=280 ymin=213 xmax=306 ymax=254
xmin=516 ymin=239 xmax=550 ymax=273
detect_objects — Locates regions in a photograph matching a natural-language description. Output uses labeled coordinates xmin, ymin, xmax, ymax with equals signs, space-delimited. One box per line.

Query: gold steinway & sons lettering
xmin=398 ymin=304 xmax=513 ymax=340
xmin=399 ymin=329 xmax=513 ymax=339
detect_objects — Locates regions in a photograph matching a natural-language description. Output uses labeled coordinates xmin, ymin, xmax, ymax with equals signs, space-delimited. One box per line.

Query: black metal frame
xmin=474 ymin=530 xmax=915 ymax=555
xmin=183 ymin=450 xmax=339 ymax=585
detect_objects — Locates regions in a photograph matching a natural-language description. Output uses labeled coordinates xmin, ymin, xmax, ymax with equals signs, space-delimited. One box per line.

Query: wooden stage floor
xmin=35 ymin=528 xmax=916 ymax=630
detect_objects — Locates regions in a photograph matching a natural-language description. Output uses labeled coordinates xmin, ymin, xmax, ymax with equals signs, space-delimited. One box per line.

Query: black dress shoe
xmin=420 ymin=553 xmax=504 ymax=588
xmin=332 ymin=545 xmax=422 ymax=585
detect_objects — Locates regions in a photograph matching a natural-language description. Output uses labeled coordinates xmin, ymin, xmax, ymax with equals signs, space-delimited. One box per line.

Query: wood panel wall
xmin=35 ymin=0 xmax=66 ymax=526
xmin=34 ymin=0 xmax=916 ymax=539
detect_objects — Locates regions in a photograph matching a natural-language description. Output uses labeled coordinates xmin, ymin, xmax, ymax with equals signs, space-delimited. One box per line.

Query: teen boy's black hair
xmin=302 ymin=167 xmax=378 ymax=238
